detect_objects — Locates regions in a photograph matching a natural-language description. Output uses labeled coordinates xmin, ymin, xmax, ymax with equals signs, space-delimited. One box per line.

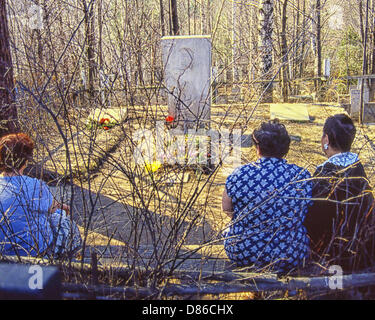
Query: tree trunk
xmin=232 ymin=0 xmax=237 ymax=81
xmin=160 ymin=0 xmax=166 ymax=36
xmin=360 ymin=0 xmax=370 ymax=124
xmin=315 ymin=0 xmax=322 ymax=77
xmin=170 ymin=0 xmax=179 ymax=35
xmin=359 ymin=0 xmax=365 ymax=44
xmin=281 ymin=0 xmax=289 ymax=102
xmin=259 ymin=0 xmax=274 ymax=102
xmin=371 ymin=0 xmax=375 ymax=73
xmin=299 ymin=0 xmax=306 ymax=78
xmin=0 ymin=0 xmax=18 ymax=136
xmin=83 ymin=0 xmax=96 ymax=99
xmin=201 ymin=0 xmax=207 ymax=34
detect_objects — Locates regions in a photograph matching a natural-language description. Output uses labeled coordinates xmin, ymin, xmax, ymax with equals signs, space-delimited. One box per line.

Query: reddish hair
xmin=0 ymin=133 xmax=34 ymax=173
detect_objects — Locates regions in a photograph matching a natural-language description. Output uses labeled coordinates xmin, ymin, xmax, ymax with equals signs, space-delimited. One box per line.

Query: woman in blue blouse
xmin=0 ymin=133 xmax=81 ymax=258
xmin=222 ymin=120 xmax=312 ymax=273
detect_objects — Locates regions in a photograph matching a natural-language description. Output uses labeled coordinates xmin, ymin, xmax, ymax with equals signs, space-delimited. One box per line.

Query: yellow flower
xmin=144 ymin=160 xmax=162 ymax=173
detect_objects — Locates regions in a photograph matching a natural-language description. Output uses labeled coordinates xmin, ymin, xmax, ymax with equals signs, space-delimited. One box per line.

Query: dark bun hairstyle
xmin=323 ymin=114 xmax=356 ymax=152
xmin=252 ymin=119 xmax=290 ymax=158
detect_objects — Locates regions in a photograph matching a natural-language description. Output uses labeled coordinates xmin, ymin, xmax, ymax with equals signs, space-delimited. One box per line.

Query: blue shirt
xmin=0 ymin=175 xmax=53 ymax=256
xmin=224 ymin=157 xmax=312 ymax=273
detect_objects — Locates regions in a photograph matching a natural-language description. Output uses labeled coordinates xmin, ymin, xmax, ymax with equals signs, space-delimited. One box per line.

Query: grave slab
xmin=270 ymin=103 xmax=309 ymax=121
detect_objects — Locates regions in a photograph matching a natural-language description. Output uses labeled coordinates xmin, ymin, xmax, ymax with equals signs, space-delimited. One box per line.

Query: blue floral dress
xmin=224 ymin=157 xmax=312 ymax=273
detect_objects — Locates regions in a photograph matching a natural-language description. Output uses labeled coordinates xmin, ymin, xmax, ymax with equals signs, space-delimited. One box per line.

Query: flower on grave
xmin=98 ymin=117 xmax=117 ymax=131
xmin=86 ymin=115 xmax=118 ymax=131
xmin=144 ymin=160 xmax=162 ymax=173
xmin=166 ymin=115 xmax=174 ymax=123
xmin=100 ymin=118 xmax=110 ymax=125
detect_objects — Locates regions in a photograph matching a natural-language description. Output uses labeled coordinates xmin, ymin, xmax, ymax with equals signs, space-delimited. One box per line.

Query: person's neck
xmin=326 ymin=149 xmax=343 ymax=158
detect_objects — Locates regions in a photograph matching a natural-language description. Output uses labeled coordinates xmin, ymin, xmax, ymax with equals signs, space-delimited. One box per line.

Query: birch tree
xmin=259 ymin=0 xmax=274 ymax=102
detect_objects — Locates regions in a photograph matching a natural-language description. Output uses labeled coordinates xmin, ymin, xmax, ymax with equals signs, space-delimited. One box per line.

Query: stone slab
xmin=270 ymin=103 xmax=310 ymax=121
xmin=351 ymin=80 xmax=370 ymax=115
xmin=364 ymin=103 xmax=375 ymax=123
xmin=162 ymin=35 xmax=211 ymax=129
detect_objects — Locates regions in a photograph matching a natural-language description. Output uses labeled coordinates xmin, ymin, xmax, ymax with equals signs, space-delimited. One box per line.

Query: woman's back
xmin=305 ymin=153 xmax=374 ymax=271
xmin=224 ymin=157 xmax=312 ymax=273
xmin=0 ymin=175 xmax=53 ymax=256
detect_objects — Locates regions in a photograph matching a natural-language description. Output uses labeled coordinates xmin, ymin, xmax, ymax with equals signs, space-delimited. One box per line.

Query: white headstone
xmin=350 ymin=89 xmax=361 ymax=114
xmin=323 ymin=59 xmax=331 ymax=78
xmin=162 ymin=35 xmax=212 ymax=129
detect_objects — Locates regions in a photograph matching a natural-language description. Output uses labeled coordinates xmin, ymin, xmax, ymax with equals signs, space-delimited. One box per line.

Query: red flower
xmin=166 ymin=115 xmax=175 ymax=123
xmin=103 ymin=126 xmax=109 ymax=130
xmin=100 ymin=118 xmax=110 ymax=125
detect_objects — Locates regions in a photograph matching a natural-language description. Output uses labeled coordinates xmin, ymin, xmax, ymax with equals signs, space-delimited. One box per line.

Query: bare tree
xmin=170 ymin=0 xmax=179 ymax=35
xmin=281 ymin=0 xmax=289 ymax=102
xmin=259 ymin=0 xmax=274 ymax=102
xmin=160 ymin=0 xmax=166 ymax=36
xmin=83 ymin=0 xmax=96 ymax=99
xmin=0 ymin=0 xmax=18 ymax=136
xmin=311 ymin=0 xmax=322 ymax=77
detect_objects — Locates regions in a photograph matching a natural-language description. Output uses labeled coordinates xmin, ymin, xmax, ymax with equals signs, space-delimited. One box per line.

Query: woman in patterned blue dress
xmin=222 ymin=120 xmax=312 ymax=273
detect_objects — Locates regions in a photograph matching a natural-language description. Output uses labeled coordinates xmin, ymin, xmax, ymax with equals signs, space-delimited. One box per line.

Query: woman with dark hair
xmin=222 ymin=120 xmax=312 ymax=273
xmin=0 ymin=133 xmax=81 ymax=258
xmin=304 ymin=114 xmax=374 ymax=272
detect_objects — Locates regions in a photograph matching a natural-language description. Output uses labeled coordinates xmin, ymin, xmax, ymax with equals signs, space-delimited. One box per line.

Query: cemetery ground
xmin=15 ymin=100 xmax=375 ymax=300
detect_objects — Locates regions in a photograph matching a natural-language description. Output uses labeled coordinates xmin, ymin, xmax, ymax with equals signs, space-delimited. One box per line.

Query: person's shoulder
xmin=230 ymin=162 xmax=258 ymax=175
xmin=225 ymin=162 xmax=259 ymax=185
xmin=351 ymin=160 xmax=367 ymax=173
xmin=313 ymin=161 xmax=338 ymax=177
xmin=20 ymin=175 xmax=39 ymax=183
xmin=20 ymin=175 xmax=49 ymax=188
xmin=286 ymin=162 xmax=312 ymax=178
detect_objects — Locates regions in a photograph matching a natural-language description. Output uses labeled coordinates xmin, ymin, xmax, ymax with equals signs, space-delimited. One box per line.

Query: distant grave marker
xmin=323 ymin=59 xmax=331 ymax=78
xmin=364 ymin=103 xmax=375 ymax=123
xmin=270 ymin=103 xmax=309 ymax=121
xmin=351 ymin=80 xmax=370 ymax=116
xmin=350 ymin=89 xmax=361 ymax=115
xmin=162 ymin=35 xmax=212 ymax=130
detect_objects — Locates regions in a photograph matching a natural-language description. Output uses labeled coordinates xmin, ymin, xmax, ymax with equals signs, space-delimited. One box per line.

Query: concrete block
xmin=0 ymin=263 xmax=61 ymax=300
